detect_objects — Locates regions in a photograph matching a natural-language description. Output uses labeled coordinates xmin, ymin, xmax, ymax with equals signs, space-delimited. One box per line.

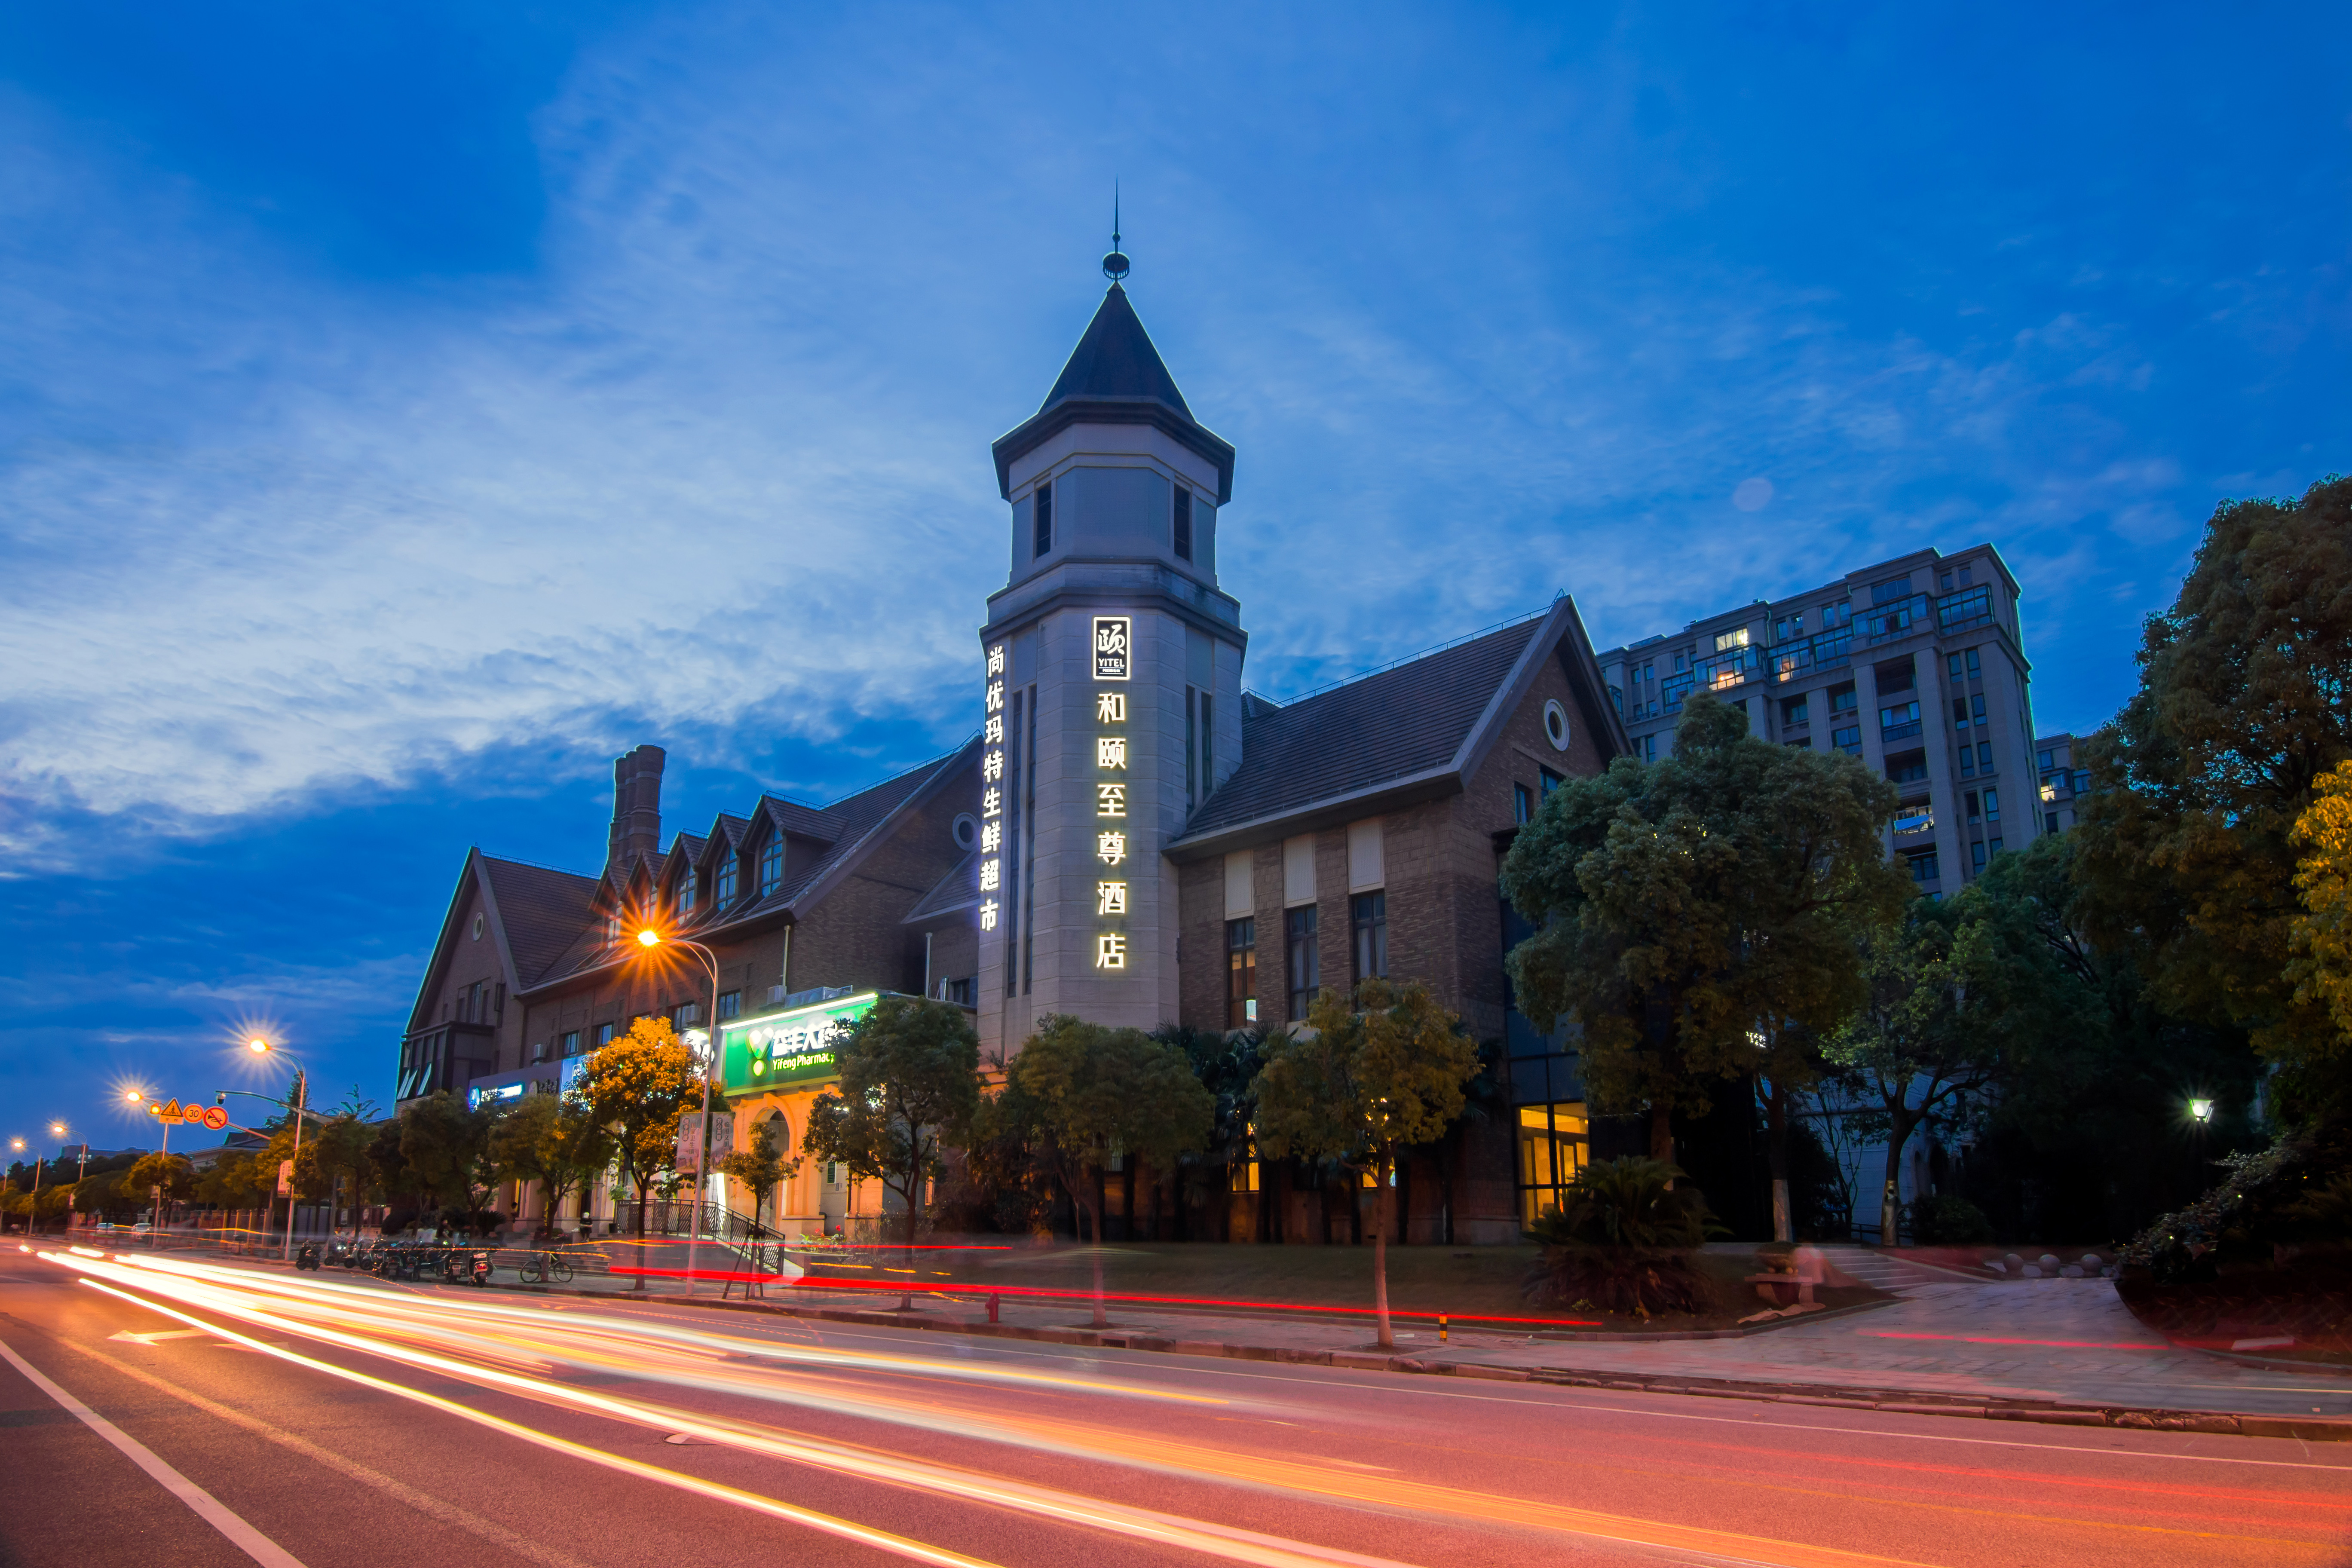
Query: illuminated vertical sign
xmin=979 ymin=642 xmax=1006 ymax=937
xmin=1093 ymin=617 xmax=1130 ymax=971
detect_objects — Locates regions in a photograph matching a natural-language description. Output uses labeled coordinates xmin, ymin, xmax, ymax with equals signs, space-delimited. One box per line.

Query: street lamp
xmin=9 ymin=1136 xmax=40 ymax=1237
xmin=245 ymin=1038 xmax=310 ymax=1261
xmin=634 ymin=926 xmax=723 ymax=1293
xmin=52 ymin=1123 xmax=85 ymax=1231
xmin=2188 ymin=1098 xmax=2214 ymax=1124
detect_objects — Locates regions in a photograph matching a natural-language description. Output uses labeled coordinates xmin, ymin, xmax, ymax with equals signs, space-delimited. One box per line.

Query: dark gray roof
xmin=753 ymin=795 xmax=845 ymax=845
xmin=991 ymin=285 xmax=1235 ymax=502
xmin=1039 ymin=284 xmax=1192 ymax=416
xmin=478 ymin=856 xmax=602 ymax=988
xmin=1176 ymin=616 xmax=1550 ymax=842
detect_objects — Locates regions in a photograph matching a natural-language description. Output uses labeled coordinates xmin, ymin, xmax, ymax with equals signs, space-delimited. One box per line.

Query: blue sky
xmin=4 ymin=3 xmax=2347 ymax=1151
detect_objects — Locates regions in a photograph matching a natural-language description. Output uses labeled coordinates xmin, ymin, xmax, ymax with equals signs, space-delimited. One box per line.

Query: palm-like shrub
xmin=1525 ymin=1156 xmax=1726 ymax=1317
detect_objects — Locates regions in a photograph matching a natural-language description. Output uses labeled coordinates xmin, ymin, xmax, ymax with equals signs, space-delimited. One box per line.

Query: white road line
xmin=0 ymin=1336 xmax=310 ymax=1568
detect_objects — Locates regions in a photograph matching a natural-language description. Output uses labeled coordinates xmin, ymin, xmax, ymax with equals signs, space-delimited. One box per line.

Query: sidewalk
xmin=521 ymin=1249 xmax=2352 ymax=1440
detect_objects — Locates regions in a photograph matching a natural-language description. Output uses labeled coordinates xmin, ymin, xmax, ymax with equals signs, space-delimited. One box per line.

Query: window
xmin=1775 ymin=613 xmax=1804 ymax=642
xmin=1781 ymin=695 xmax=1808 ymax=727
xmin=2045 ymin=811 xmax=2060 ymax=836
xmin=1607 ymin=683 xmax=1623 ymax=717
xmin=1966 ymin=647 xmax=1982 ymax=679
xmin=595 ymin=1022 xmax=616 ymax=1047
xmin=1674 ymin=652 xmax=1687 ymax=673
xmin=717 ymin=990 xmax=741 ymax=1021
xmin=2037 ymin=748 xmax=2055 ymax=772
xmin=1988 ymin=836 xmax=2003 ymax=857
xmin=1972 ymin=841 xmax=1988 ymax=874
xmin=1906 ymin=848 xmax=1941 ymax=883
xmin=1173 ymin=487 xmax=1193 ymax=561
xmin=1959 ymin=566 xmax=1974 ymax=587
xmin=1513 ymin=783 xmax=1534 ymax=824
xmin=1887 ymin=755 xmax=1928 ymax=785
xmin=1351 ymin=891 xmax=1387 ymax=985
xmin=673 ymin=1001 xmax=702 ymax=1031
xmin=1185 ymin=687 xmax=1198 ymax=809
xmin=1828 ymin=684 xmax=1857 ymax=716
xmin=1872 ymin=576 xmax=1914 ymax=604
xmin=1642 ymin=734 xmax=1657 ymax=762
xmin=1200 ymin=694 xmax=1214 ymax=803
xmin=1977 ymin=742 xmax=1994 ymax=772
xmin=560 ymin=1030 xmax=580 ymax=1057
xmin=1971 ymin=693 xmax=1988 ymax=726
xmin=1540 ymin=766 xmax=1564 ymax=796
xmin=1226 ymin=918 xmax=1257 ymax=1028
xmin=1516 ymin=1102 xmax=1590 ymax=1224
xmin=1285 ymin=906 xmax=1319 ymax=1021
xmin=1713 ymin=627 xmax=1750 ymax=652
xmin=758 ymin=835 xmax=784 ymax=897
xmin=1832 ymin=725 xmax=1862 ymax=755
xmin=1982 ymin=787 xmax=2000 ymax=820
xmin=1960 ymin=746 xmax=1976 ymax=777
xmin=605 ymin=912 xmax=621 ymax=944
xmin=1939 ymin=572 xmax=1955 ymax=594
xmin=1785 ymin=737 xmax=1811 ymax=748
xmin=1033 ymin=481 xmax=1053 ymax=557
xmin=1966 ymin=790 xmax=1981 ymax=822
xmin=1953 ymin=697 xmax=1970 ymax=731
xmin=678 ymin=873 xmax=696 ymax=915
xmin=531 ymin=1039 xmax=548 ymax=1063
xmin=2072 ymin=767 xmax=2091 ymax=796
xmin=1821 ymin=601 xmax=1852 ymax=629
xmin=1879 ymin=700 xmax=1921 ymax=740
xmin=717 ymin=857 xmax=738 ymax=906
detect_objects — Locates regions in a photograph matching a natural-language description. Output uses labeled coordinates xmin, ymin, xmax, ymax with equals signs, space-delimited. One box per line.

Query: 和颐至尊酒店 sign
xmin=720 ymin=990 xmax=882 ymax=1095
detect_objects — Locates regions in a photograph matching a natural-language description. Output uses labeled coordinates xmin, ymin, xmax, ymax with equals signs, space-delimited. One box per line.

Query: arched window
xmin=758 ymin=834 xmax=784 ymax=897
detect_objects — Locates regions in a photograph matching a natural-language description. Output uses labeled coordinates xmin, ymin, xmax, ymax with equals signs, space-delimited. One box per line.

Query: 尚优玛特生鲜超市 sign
xmin=720 ymin=990 xmax=879 ymax=1095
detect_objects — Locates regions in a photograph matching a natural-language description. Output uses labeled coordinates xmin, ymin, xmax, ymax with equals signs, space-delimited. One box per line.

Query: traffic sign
xmin=276 ymin=1160 xmax=293 ymax=1196
xmin=199 ymin=1106 xmax=229 ymax=1131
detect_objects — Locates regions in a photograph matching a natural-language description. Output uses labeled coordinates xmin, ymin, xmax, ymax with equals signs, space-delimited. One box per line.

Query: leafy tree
xmin=2290 ymin=760 xmax=2352 ymax=1047
xmin=1251 ymin=980 xmax=1481 ymax=1348
xmin=568 ymin=1016 xmax=701 ymax=1280
xmin=490 ymin=1092 xmax=612 ymax=1238
xmin=802 ymin=996 xmax=981 ymax=1293
xmin=1000 ymin=1015 xmax=1212 ymax=1325
xmin=715 ymin=1115 xmax=801 ymax=1235
xmin=195 ymin=1151 xmax=269 ymax=1212
xmin=120 ymin=1152 xmax=194 ymax=1228
xmin=1524 ymin=1156 xmax=1725 ymax=1316
xmin=2075 ymin=477 xmax=2352 ymax=1093
xmin=396 ymin=1093 xmax=499 ymax=1216
xmin=1152 ymin=1023 xmax=1265 ymax=1239
xmin=1501 ymin=691 xmax=1908 ymax=1170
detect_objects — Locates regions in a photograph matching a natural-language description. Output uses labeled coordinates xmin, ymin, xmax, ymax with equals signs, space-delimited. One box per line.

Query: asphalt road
xmin=1 ymin=1246 xmax=2344 ymax=1568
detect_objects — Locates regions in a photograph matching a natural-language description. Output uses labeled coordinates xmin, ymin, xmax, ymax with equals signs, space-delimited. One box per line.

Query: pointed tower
xmin=976 ymin=260 xmax=1245 ymax=1056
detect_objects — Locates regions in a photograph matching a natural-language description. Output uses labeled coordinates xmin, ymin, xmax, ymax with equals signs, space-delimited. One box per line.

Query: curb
xmin=524 ymin=1283 xmax=2352 ymax=1443
xmin=1529 ymin=1297 xmax=1896 ymax=1341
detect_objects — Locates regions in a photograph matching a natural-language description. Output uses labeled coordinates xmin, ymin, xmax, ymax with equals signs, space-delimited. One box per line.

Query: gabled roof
xmin=751 ymin=795 xmax=845 ymax=846
xmin=479 ymin=855 xmax=603 ymax=988
xmin=991 ymin=283 xmax=1236 ymax=503
xmin=661 ymin=833 xmax=707 ymax=884
xmin=1168 ymin=597 xmax=1631 ymax=858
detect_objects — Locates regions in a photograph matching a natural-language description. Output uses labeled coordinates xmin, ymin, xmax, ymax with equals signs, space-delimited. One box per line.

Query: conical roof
xmin=1037 ymin=284 xmax=1193 ymax=417
xmin=991 ymin=283 xmax=1234 ymax=502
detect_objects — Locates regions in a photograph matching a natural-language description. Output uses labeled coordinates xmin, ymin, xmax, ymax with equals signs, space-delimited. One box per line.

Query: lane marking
xmin=0 ymin=1335 xmax=310 ymax=1568
xmin=110 ymin=1328 xmax=213 ymax=1344
xmin=57 ymin=1333 xmax=599 ymax=1568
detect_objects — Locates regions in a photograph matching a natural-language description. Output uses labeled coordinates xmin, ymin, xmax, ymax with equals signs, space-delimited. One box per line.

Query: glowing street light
xmin=2189 ymin=1098 xmax=2214 ymax=1124
xmin=631 ymin=925 xmax=723 ymax=1293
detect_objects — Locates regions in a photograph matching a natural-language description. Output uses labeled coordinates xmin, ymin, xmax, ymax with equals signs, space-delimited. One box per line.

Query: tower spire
xmin=1102 ymin=184 xmax=1130 ymax=282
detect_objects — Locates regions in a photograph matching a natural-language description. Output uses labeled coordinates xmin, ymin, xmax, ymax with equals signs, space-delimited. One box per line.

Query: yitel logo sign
xmin=1093 ymin=615 xmax=1131 ymax=682
xmin=719 ymin=990 xmax=880 ymax=1095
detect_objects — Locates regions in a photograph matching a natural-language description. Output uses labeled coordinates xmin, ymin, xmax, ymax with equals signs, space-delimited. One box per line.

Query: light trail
xmin=54 ymin=1250 xmax=2328 ymax=1566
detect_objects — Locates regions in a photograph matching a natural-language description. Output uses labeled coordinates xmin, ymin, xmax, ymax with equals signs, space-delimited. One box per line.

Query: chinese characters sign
xmin=979 ymin=642 xmax=1006 ymax=936
xmin=1093 ymin=615 xmax=1131 ymax=682
xmin=1094 ymin=618 xmax=1130 ymax=971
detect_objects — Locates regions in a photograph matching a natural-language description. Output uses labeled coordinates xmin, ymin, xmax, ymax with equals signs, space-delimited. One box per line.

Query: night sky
xmin=5 ymin=3 xmax=2347 ymax=1152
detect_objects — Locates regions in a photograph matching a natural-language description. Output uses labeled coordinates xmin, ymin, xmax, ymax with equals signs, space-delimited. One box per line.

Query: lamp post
xmin=244 ymin=1038 xmax=309 ymax=1260
xmin=50 ymin=1122 xmax=79 ymax=1231
xmin=9 ymin=1136 xmax=37 ymax=1237
xmin=635 ymin=927 xmax=723 ymax=1293
xmin=125 ymin=1087 xmax=173 ymax=1241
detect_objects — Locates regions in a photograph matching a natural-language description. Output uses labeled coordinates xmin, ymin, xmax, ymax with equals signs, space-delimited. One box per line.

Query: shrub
xmin=1908 ymin=1194 xmax=1994 ymax=1244
xmin=2117 ymin=1124 xmax=2352 ymax=1282
xmin=1524 ymin=1156 xmax=1727 ymax=1317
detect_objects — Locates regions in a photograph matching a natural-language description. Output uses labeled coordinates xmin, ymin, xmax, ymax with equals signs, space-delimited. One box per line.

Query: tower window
xmin=1034 ymin=481 xmax=1053 ymax=557
xmin=1513 ymin=783 xmax=1533 ymax=824
xmin=1173 ymin=487 xmax=1193 ymax=562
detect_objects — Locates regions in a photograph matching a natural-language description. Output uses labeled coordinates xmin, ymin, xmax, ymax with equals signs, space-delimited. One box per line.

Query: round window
xmin=952 ymin=812 xmax=980 ymax=851
xmin=471 ymin=912 xmax=484 ymax=940
xmin=1544 ymin=698 xmax=1572 ymax=753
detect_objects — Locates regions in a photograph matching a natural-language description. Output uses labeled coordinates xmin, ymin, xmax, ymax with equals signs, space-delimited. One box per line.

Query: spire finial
xmin=1102 ymin=183 xmax=1130 ymax=282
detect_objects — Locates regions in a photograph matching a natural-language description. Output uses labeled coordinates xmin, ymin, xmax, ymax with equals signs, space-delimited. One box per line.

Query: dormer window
xmin=605 ymin=911 xmax=621 ymax=944
xmin=758 ymin=835 xmax=784 ymax=897
xmin=677 ymin=873 xmax=696 ymax=915
xmin=716 ymin=857 xmax=738 ymax=906
xmin=1173 ymin=486 xmax=1193 ymax=562
xmin=1034 ymin=481 xmax=1053 ymax=557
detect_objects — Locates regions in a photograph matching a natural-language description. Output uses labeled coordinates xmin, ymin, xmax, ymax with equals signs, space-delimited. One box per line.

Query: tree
xmin=715 ymin=1116 xmax=801 ymax=1236
xmin=802 ymin=995 xmax=981 ymax=1297
xmin=395 ymin=1093 xmax=499 ymax=1218
xmin=2075 ymin=477 xmax=2352 ymax=1093
xmin=2290 ymin=761 xmax=2352 ymax=1049
xmin=121 ymin=1152 xmax=193 ymax=1229
xmin=568 ymin=1016 xmax=701 ymax=1282
xmin=1000 ymin=1015 xmax=1212 ymax=1326
xmin=490 ymin=1093 xmax=612 ymax=1238
xmin=1501 ymin=691 xmax=1908 ymax=1174
xmin=1250 ymin=980 xmax=1481 ymax=1348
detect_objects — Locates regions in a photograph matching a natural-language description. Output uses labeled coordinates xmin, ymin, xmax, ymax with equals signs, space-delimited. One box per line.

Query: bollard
xmin=988 ymin=1291 xmax=1000 ymax=1324
xmin=1439 ymin=1314 xmax=1448 ymax=1344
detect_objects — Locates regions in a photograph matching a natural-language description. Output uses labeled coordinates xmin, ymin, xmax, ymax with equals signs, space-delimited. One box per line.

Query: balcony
xmin=1937 ymin=585 xmax=1993 ymax=635
xmin=1771 ymin=628 xmax=1854 ymax=683
xmin=1863 ymin=594 xmax=1931 ymax=645
xmin=1893 ymin=808 xmax=1935 ymax=836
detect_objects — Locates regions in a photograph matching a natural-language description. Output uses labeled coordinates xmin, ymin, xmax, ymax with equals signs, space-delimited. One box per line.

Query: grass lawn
xmin=792 ymin=1240 xmax=1890 ymax=1333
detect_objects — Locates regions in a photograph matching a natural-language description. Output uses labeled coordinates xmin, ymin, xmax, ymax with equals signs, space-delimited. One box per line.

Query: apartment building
xmin=1596 ymin=545 xmax=2040 ymax=895
xmin=2034 ymin=732 xmax=2095 ymax=838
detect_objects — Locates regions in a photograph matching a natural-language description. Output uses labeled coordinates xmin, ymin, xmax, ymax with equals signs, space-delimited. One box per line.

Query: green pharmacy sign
xmin=719 ymin=990 xmax=879 ymax=1096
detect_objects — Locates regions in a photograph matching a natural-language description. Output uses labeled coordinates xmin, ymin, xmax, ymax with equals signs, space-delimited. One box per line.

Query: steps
xmin=1810 ymin=1246 xmax=1960 ymax=1294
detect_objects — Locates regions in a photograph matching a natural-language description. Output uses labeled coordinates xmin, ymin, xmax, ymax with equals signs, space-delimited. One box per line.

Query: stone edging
xmin=536 ymin=1285 xmax=2352 ymax=1443
xmin=1528 ymin=1296 xmax=1896 ymax=1341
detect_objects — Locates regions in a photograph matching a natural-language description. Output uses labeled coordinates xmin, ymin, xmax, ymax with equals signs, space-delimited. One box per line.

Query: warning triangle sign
xmin=159 ymin=1099 xmax=184 ymax=1124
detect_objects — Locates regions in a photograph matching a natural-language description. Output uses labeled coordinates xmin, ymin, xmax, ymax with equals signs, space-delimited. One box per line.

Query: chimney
xmin=606 ymin=744 xmax=667 ymax=879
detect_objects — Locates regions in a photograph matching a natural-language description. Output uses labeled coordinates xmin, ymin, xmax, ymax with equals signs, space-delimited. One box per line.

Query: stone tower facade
xmin=975 ymin=282 xmax=1245 ymax=1057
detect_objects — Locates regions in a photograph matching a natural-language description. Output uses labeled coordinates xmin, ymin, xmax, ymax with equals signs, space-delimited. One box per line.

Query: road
xmin=1 ymin=1245 xmax=2343 ymax=1568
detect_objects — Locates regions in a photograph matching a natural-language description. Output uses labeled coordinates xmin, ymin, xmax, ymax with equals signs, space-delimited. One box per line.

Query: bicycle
xmin=516 ymin=1251 xmax=575 ymax=1286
